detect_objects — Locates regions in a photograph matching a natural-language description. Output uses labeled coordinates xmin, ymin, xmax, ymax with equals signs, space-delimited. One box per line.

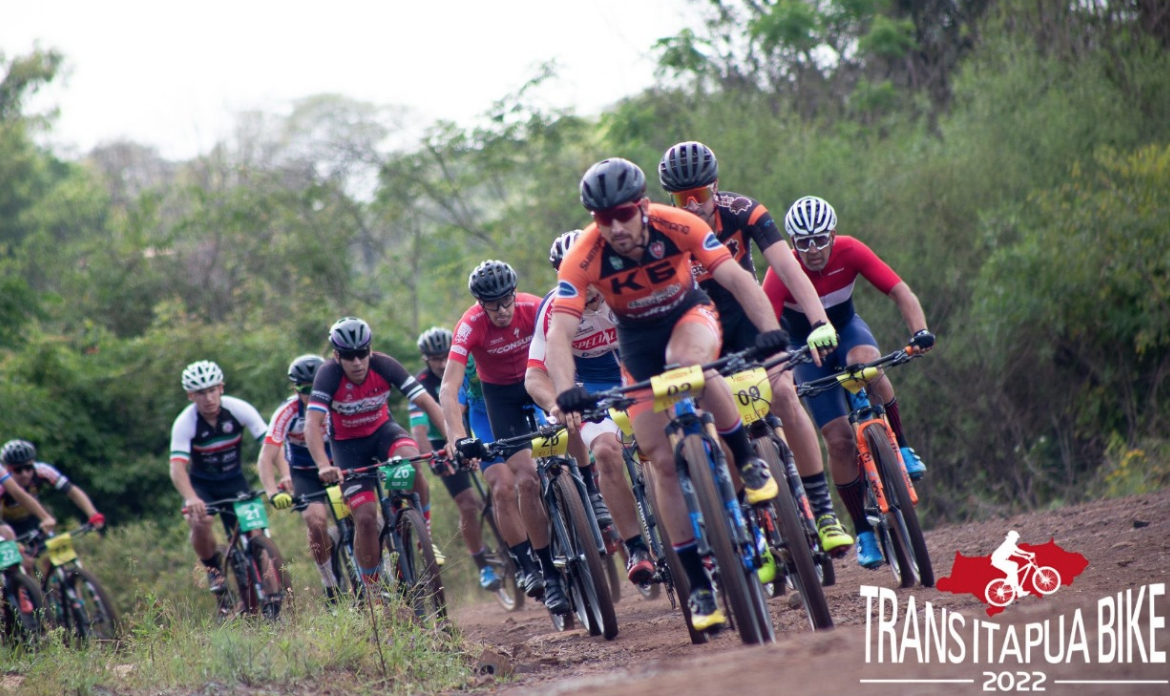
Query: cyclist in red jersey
xmin=550 ymin=158 xmax=789 ymax=631
xmin=659 ymin=141 xmax=854 ymax=557
xmin=762 ymin=195 xmax=935 ymax=570
xmin=440 ymin=260 xmax=571 ymax=615
xmin=305 ymin=317 xmax=445 ymax=594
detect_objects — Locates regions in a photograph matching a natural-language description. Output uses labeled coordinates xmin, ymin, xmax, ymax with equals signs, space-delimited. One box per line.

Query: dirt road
xmin=455 ymin=489 xmax=1170 ymax=696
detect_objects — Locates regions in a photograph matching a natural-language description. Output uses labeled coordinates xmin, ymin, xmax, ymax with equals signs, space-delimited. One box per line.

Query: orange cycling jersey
xmin=552 ymin=204 xmax=733 ymax=326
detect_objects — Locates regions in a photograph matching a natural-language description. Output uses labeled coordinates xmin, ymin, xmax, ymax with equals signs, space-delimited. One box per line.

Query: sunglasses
xmin=293 ymin=383 xmax=313 ymax=395
xmin=793 ymin=234 xmax=833 ymax=252
xmin=337 ymin=348 xmax=371 ymax=362
xmin=479 ymin=293 xmax=516 ymax=313
xmin=10 ymin=465 xmax=34 ymax=474
xmin=591 ymin=202 xmax=642 ymax=227
xmin=669 ymin=185 xmax=716 ymax=208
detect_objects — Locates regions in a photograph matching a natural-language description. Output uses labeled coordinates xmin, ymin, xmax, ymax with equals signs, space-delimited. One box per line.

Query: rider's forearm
xmin=412 ymin=425 xmax=434 ymax=455
xmin=722 ymin=265 xmax=781 ymax=333
xmin=304 ymin=411 xmax=332 ymax=470
xmin=256 ymin=444 xmax=280 ymax=492
xmin=439 ymin=362 xmax=468 ymax=442
xmin=546 ymin=314 xmax=580 ymax=394
xmin=4 ymin=480 xmax=54 ymax=522
xmin=66 ymin=486 xmax=99 ymax=518
xmin=168 ymin=460 xmax=199 ymax=501
xmin=889 ymin=282 xmax=928 ymax=334
xmin=524 ymin=366 xmax=558 ymax=413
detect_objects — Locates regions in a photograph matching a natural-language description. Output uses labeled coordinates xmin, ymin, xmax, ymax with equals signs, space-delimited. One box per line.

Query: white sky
xmin=2 ymin=0 xmax=691 ymax=160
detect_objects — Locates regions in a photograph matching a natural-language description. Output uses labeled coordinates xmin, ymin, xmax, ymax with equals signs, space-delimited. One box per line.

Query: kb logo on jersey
xmin=608 ymin=260 xmax=675 ymax=295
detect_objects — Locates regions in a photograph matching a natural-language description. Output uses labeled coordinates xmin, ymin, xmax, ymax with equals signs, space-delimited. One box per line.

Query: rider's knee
xmin=590 ymin=437 xmax=623 ymax=470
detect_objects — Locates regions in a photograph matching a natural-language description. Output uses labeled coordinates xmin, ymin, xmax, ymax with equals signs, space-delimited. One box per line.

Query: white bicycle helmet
xmin=181 ymin=360 xmax=225 ymax=392
xmin=784 ymin=196 xmax=838 ymax=238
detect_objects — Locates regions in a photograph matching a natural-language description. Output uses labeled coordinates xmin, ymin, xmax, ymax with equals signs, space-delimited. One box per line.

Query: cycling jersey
xmin=528 ymin=289 xmax=620 ymax=385
xmin=170 ymin=396 xmax=268 ymax=481
xmin=692 ymin=192 xmax=785 ymax=305
xmin=264 ymin=396 xmax=329 ymax=470
xmin=308 ymin=353 xmax=426 ymax=441
xmin=449 ymin=293 xmax=542 ymax=385
xmin=408 ymin=367 xmax=445 ymax=448
xmin=761 ymin=235 xmax=902 ymax=342
xmin=0 ymin=462 xmax=70 ymax=526
xmin=553 ymin=204 xmax=733 ymax=327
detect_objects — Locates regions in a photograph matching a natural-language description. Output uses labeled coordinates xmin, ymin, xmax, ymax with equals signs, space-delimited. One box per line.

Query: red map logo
xmin=937 ymin=532 xmax=1089 ymax=616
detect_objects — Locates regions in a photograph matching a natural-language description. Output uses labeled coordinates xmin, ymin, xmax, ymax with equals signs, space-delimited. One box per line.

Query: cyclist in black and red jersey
xmin=551 ymin=158 xmax=788 ymax=631
xmin=257 ymin=354 xmax=341 ymax=603
xmin=305 ymin=317 xmax=446 ymax=594
xmin=0 ymin=440 xmax=104 ymax=541
xmin=410 ymin=327 xmax=502 ymax=592
xmin=439 ymin=260 xmax=571 ymax=615
xmin=762 ymin=195 xmax=935 ymax=570
xmin=170 ymin=360 xmax=269 ymax=594
xmin=658 ymin=141 xmax=856 ymax=558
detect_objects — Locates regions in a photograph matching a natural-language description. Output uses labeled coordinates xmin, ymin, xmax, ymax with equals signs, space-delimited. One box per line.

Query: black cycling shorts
xmin=481 ymin=381 xmax=537 ymax=461
xmin=716 ymin=302 xmax=762 ymax=357
xmin=189 ymin=474 xmax=253 ymax=535
xmin=290 ymin=466 xmax=327 ymax=500
xmin=331 ymin=420 xmax=417 ymax=504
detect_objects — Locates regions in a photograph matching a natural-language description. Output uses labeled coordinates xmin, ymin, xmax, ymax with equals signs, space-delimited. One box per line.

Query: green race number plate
xmin=234 ymin=497 xmax=270 ymax=532
xmin=381 ymin=461 xmax=416 ymax=491
xmin=0 ymin=540 xmax=21 ymax=570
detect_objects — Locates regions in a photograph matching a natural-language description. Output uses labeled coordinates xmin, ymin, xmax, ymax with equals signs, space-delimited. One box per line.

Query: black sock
xmin=471 ymin=549 xmax=489 ymax=571
xmin=674 ymin=542 xmax=711 ymax=591
xmin=533 ymin=544 xmax=557 ymax=581
xmin=835 ymin=478 xmax=871 ymax=533
xmin=624 ymin=535 xmax=648 ymax=556
xmin=717 ymin=421 xmax=756 ymax=467
xmin=801 ymin=472 xmax=835 ymax=518
xmin=884 ymin=398 xmax=908 ymax=448
xmin=581 ymin=465 xmax=601 ymax=496
xmin=201 ymin=552 xmax=222 ymax=570
xmin=509 ymin=541 xmax=537 ymax=573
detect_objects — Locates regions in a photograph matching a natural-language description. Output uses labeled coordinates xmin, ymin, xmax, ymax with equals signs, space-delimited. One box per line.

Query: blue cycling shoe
xmin=856 ymin=530 xmax=884 ymax=570
xmin=900 ymin=447 xmax=926 ymax=481
xmin=479 ymin=566 xmax=503 ymax=592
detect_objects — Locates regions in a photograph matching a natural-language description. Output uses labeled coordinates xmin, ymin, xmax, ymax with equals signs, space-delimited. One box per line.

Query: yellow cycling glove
xmin=807 ymin=321 xmax=838 ymax=352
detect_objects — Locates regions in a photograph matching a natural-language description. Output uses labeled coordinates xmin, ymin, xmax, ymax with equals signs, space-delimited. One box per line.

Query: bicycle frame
xmin=196 ymin=491 xmax=284 ymax=617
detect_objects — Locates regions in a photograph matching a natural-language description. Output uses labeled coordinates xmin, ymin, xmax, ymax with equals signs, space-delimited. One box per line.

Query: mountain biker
xmin=762 ymin=195 xmax=935 ymax=570
xmin=411 ymin=327 xmax=502 ymax=592
xmin=0 ymin=440 xmax=103 ymax=547
xmin=170 ymin=360 xmax=269 ymax=594
xmin=991 ymin=530 xmax=1035 ymax=597
xmin=526 ymin=230 xmax=656 ymax=585
xmin=440 ymin=260 xmax=572 ymax=615
xmin=659 ymin=141 xmax=854 ymax=557
xmin=257 ymin=354 xmax=340 ymax=603
xmin=305 ymin=317 xmax=444 ymax=595
xmin=551 ymin=157 xmax=788 ymax=631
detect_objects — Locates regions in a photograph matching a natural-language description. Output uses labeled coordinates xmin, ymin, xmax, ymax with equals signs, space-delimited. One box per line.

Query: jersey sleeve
xmin=527 ymin=292 xmax=555 ymax=371
xmin=550 ymin=228 xmax=598 ymax=319
xmin=761 ymin=267 xmax=792 ymax=317
xmin=308 ymin=362 xmax=342 ymax=417
xmin=169 ymin=406 xmax=196 ymax=466
xmin=371 ymin=354 xmax=427 ymax=402
xmin=745 ymin=204 xmax=785 ymax=253
xmin=223 ymin=396 xmax=269 ymax=440
xmin=0 ymin=466 xmax=9 ymax=485
xmin=264 ymin=400 xmax=296 ymax=446
xmin=449 ymin=309 xmax=478 ymax=366
xmin=849 ymin=238 xmax=903 ymax=294
xmin=689 ymin=227 xmax=735 ymax=276
xmin=33 ymin=463 xmax=69 ymax=490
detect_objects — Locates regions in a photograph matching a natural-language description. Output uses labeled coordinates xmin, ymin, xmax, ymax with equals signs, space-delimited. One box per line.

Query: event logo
xmin=937 ymin=530 xmax=1089 ymax=616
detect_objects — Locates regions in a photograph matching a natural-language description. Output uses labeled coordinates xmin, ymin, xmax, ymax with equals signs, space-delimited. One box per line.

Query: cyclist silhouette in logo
xmin=990 ymin=530 xmax=1034 ymax=598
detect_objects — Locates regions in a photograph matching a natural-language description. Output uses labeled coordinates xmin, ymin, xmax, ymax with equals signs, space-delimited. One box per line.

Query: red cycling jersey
xmin=761 ymin=235 xmax=902 ymax=341
xmin=449 ymin=293 xmax=542 ymax=386
xmin=307 ymin=353 xmax=426 ymax=441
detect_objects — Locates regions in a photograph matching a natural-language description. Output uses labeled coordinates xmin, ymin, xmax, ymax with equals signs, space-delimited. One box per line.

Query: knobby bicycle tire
xmin=331 ymin=526 xmax=362 ymax=600
xmin=862 ymin=424 xmax=919 ymax=588
xmin=755 ymin=437 xmax=833 ymax=630
xmin=683 ymin=433 xmax=774 ymax=645
xmin=645 ymin=474 xmax=707 ymax=645
xmin=68 ymin=568 xmax=120 ymax=639
xmin=604 ymin=531 xmax=624 ymax=605
xmin=481 ymin=498 xmax=525 ymax=612
xmin=248 ymin=536 xmax=291 ymax=620
xmin=773 ymin=433 xmax=836 ymax=588
xmin=624 ymin=450 xmax=662 ymax=602
xmin=553 ymin=474 xmax=618 ymax=640
xmin=3 ymin=572 xmax=45 ymax=641
xmin=394 ymin=507 xmax=447 ymax=621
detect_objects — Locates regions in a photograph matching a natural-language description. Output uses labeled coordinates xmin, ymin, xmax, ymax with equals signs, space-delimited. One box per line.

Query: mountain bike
xmin=0 ymin=536 xmax=44 ymax=642
xmin=985 ymin=557 xmax=1061 ymax=607
xmin=796 ymin=345 xmax=933 ymax=589
xmin=289 ymin=484 xmax=361 ymax=601
xmin=18 ymin=524 xmax=119 ymax=641
xmin=186 ymin=490 xmax=291 ymax=621
xmin=583 ymin=344 xmax=787 ymax=645
xmin=481 ymin=426 xmax=618 ymax=640
xmin=343 ymin=453 xmax=446 ymax=622
xmin=725 ymin=346 xmax=833 ymax=630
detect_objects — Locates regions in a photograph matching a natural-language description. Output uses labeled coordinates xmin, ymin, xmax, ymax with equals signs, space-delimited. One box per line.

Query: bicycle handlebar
xmin=181 ymin=489 xmax=265 ymax=515
xmin=794 ymin=345 xmax=925 ymax=399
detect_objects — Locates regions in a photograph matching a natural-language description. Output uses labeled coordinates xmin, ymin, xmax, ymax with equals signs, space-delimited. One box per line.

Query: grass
xmin=0 ymin=480 xmax=487 ymax=695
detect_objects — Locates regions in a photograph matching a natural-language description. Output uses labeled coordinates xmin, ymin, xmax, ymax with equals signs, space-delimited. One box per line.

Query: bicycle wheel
xmin=248 ymin=536 xmax=291 ymax=620
xmin=625 ymin=450 xmax=662 ymax=602
xmin=645 ymin=476 xmax=706 ymax=645
xmin=331 ymin=529 xmax=362 ymax=600
xmin=552 ymin=474 xmax=618 ymax=640
xmin=2 ymin=572 xmax=45 ymax=642
xmin=481 ymin=503 xmax=524 ymax=612
xmin=755 ymin=436 xmax=833 ymax=630
xmin=1031 ymin=566 xmax=1061 ymax=595
xmin=393 ymin=507 xmax=447 ymax=621
xmin=67 ymin=568 xmax=120 ymax=639
xmin=41 ymin=572 xmax=72 ymax=635
xmin=865 ymin=424 xmax=933 ymax=588
xmin=223 ymin=548 xmax=254 ymax=619
xmin=772 ymin=432 xmax=836 ymax=588
xmin=683 ymin=433 xmax=774 ymax=645
xmin=984 ymin=578 xmax=1015 ymax=607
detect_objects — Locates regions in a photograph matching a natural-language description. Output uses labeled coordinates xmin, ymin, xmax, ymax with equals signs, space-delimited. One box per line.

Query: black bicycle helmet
xmin=468 ymin=260 xmax=518 ymax=301
xmin=548 ymin=230 xmax=582 ymax=271
xmin=417 ymin=327 xmax=453 ymax=357
xmin=658 ymin=141 xmax=718 ymax=192
xmin=287 ymin=354 xmax=325 ymax=384
xmin=0 ymin=439 xmax=36 ymax=466
xmin=579 ymin=158 xmax=647 ymax=211
xmin=328 ymin=317 xmax=372 ymax=351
